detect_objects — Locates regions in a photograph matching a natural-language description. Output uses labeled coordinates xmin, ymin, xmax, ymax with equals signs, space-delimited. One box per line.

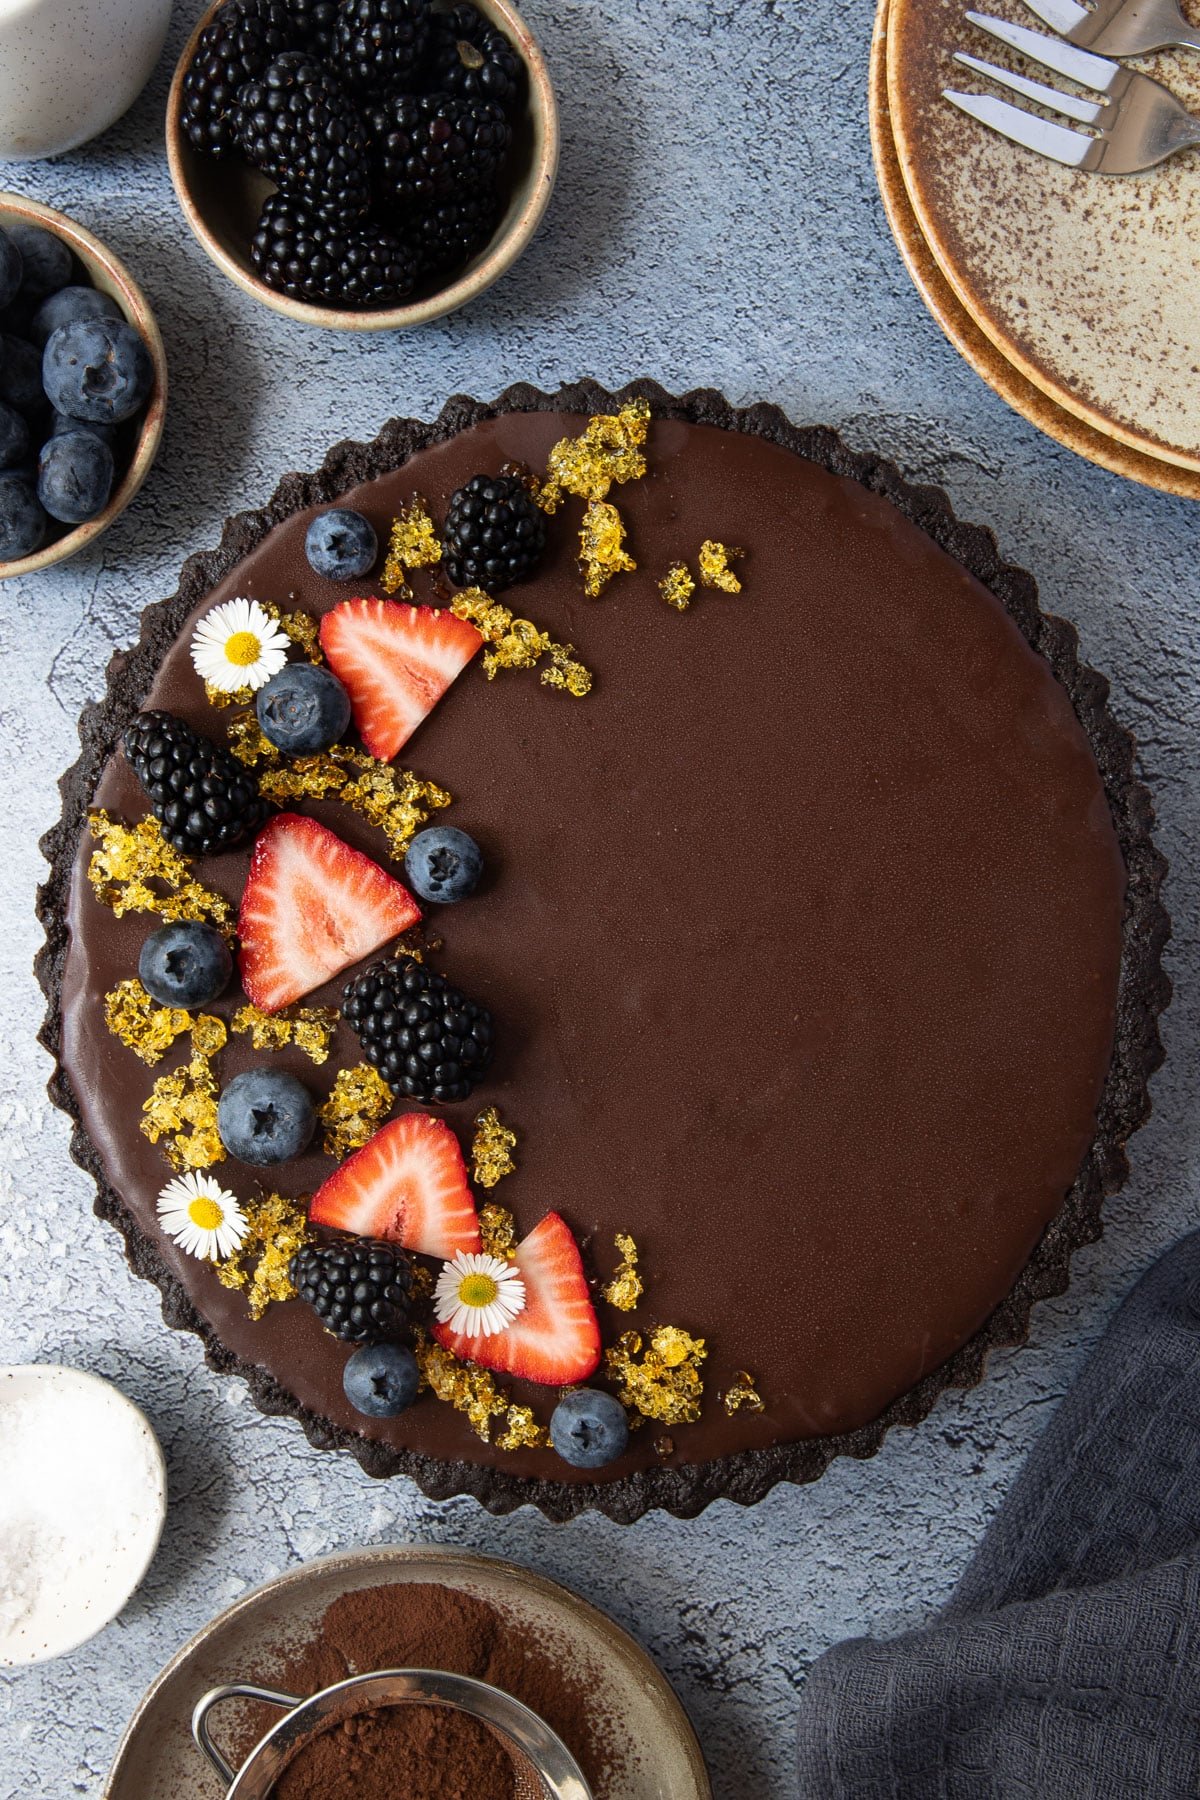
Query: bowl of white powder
xmin=0 ymin=1364 xmax=167 ymax=1666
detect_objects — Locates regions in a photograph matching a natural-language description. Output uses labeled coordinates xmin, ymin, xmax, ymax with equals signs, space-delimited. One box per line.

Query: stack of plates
xmin=871 ymin=0 xmax=1200 ymax=499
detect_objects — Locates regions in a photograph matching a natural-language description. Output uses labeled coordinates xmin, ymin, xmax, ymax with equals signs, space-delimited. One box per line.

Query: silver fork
xmin=1019 ymin=0 xmax=1200 ymax=58
xmin=944 ymin=12 xmax=1200 ymax=170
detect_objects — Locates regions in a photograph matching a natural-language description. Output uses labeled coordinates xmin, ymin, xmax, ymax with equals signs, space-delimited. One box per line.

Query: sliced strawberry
xmin=238 ymin=813 xmax=420 ymax=1013
xmin=319 ymin=599 xmax=483 ymax=761
xmin=433 ymin=1211 xmax=601 ymax=1387
xmin=309 ymin=1113 xmax=481 ymax=1259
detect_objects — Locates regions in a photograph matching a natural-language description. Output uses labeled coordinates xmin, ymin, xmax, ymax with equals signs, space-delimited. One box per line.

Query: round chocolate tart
xmin=38 ymin=382 xmax=1169 ymax=1522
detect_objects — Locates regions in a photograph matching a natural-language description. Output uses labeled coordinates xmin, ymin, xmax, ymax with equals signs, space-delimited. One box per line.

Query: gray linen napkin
xmin=796 ymin=1232 xmax=1200 ymax=1798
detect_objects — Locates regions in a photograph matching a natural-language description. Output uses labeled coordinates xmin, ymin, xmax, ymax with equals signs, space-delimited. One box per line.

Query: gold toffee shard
xmin=382 ymin=498 xmax=443 ymax=596
xmin=606 ymin=1326 xmax=707 ymax=1425
xmin=538 ymin=397 xmax=651 ymax=511
xmin=87 ymin=812 xmax=234 ymax=934
xmin=472 ymin=1106 xmax=517 ymax=1188
xmin=450 ymin=587 xmax=593 ymax=696
xmin=319 ymin=1063 xmax=394 ymax=1159
xmin=578 ymin=500 xmax=636 ymax=598
xmin=216 ymin=1193 xmax=311 ymax=1319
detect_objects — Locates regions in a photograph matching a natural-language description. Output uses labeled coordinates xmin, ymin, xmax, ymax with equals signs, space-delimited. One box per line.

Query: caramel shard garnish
xmin=602 ymin=1232 xmax=643 ymax=1312
xmin=232 ymin=1003 xmax=339 ymax=1065
xmin=319 ymin=1063 xmax=394 ymax=1159
xmin=87 ymin=812 xmax=234 ymax=935
xmin=472 ymin=1106 xmax=517 ymax=1189
xmin=698 ymin=540 xmax=744 ymax=594
xmin=578 ymin=500 xmax=635 ymax=599
xmin=382 ymin=497 xmax=443 ymax=595
xmin=215 ymin=1192 xmax=310 ymax=1319
xmin=659 ymin=563 xmax=695 ymax=612
xmin=226 ymin=725 xmax=453 ymax=860
xmin=450 ymin=588 xmax=593 ymax=696
xmin=723 ymin=1371 xmax=765 ymax=1416
xmin=140 ymin=1017 xmax=228 ymax=1172
xmin=497 ymin=1405 xmax=550 ymax=1451
xmin=479 ymin=1203 xmax=517 ymax=1261
xmin=605 ymin=1326 xmax=707 ymax=1425
xmin=538 ymin=397 xmax=651 ymax=512
xmin=204 ymin=680 xmax=254 ymax=710
xmin=414 ymin=1331 xmax=511 ymax=1442
xmin=104 ymin=979 xmax=193 ymax=1067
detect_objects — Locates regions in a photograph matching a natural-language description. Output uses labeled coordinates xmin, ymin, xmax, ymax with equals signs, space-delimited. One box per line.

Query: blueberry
xmin=50 ymin=409 xmax=115 ymax=447
xmin=6 ymin=224 xmax=73 ymax=300
xmin=30 ymin=285 xmax=123 ymax=352
xmin=404 ymin=826 xmax=483 ymax=905
xmin=138 ymin=921 xmax=233 ymax=1008
xmin=343 ymin=1342 xmax=420 ymax=1417
xmin=1 ymin=334 xmax=46 ymax=417
xmin=0 ymin=475 xmax=46 ymax=561
xmin=0 ymin=401 xmax=30 ymax=472
xmin=549 ymin=1389 xmax=629 ymax=1469
xmin=256 ymin=663 xmax=352 ymax=755
xmin=305 ymin=508 xmax=377 ymax=581
xmin=0 ymin=229 xmax=21 ymax=313
xmin=37 ymin=430 xmax=114 ymax=524
xmin=42 ymin=316 xmax=153 ymax=424
xmin=218 ymin=1068 xmax=316 ymax=1165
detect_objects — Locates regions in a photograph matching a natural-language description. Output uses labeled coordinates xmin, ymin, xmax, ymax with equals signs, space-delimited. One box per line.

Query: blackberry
xmin=414 ymin=187 xmax=500 ymax=278
xmin=291 ymin=1239 xmax=412 ymax=1342
xmin=122 ymin=711 xmax=270 ymax=858
xmin=342 ymin=957 xmax=494 ymax=1104
xmin=251 ymin=193 xmax=418 ymax=306
xmin=426 ymin=5 xmax=522 ymax=113
xmin=365 ymin=92 xmax=509 ymax=217
xmin=181 ymin=0 xmax=294 ymax=158
xmin=441 ymin=472 xmax=545 ymax=592
xmin=235 ymin=52 xmax=371 ymax=221
xmin=289 ymin=0 xmax=339 ymax=55
xmin=333 ymin=0 xmax=431 ymax=94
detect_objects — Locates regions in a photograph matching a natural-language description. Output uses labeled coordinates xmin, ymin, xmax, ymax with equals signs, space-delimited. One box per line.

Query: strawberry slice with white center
xmin=433 ymin=1211 xmax=601 ymax=1386
xmin=238 ymin=813 xmax=420 ymax=1013
xmin=319 ymin=599 xmax=483 ymax=762
xmin=309 ymin=1113 xmax=481 ymax=1260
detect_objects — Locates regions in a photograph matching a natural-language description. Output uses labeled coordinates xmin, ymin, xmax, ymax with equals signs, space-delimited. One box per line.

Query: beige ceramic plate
xmin=104 ymin=1545 xmax=711 ymax=1800
xmin=887 ymin=0 xmax=1200 ymax=474
xmin=870 ymin=0 xmax=1200 ymax=498
xmin=166 ymin=0 xmax=558 ymax=331
xmin=0 ymin=192 xmax=167 ymax=580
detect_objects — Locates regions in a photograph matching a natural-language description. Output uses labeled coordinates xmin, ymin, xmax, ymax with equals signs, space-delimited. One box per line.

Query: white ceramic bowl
xmin=166 ymin=0 xmax=559 ymax=331
xmin=0 ymin=191 xmax=168 ymax=581
xmin=0 ymin=0 xmax=173 ymax=161
xmin=0 ymin=1364 xmax=167 ymax=1667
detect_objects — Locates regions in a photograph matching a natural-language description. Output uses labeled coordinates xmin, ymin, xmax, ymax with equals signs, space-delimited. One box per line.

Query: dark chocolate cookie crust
xmin=36 ymin=381 xmax=1171 ymax=1523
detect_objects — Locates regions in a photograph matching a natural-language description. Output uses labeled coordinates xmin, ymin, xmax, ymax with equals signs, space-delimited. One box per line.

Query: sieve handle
xmin=192 ymin=1683 xmax=303 ymax=1791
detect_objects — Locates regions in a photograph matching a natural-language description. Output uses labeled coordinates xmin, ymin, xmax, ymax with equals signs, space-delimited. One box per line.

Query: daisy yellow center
xmin=224 ymin=630 xmax=263 ymax=667
xmin=459 ymin=1273 xmax=499 ymax=1308
xmin=187 ymin=1195 xmax=225 ymax=1230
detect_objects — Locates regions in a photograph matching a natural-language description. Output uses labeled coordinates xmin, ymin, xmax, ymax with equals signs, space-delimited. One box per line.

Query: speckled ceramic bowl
xmin=165 ymin=0 xmax=559 ymax=332
xmin=0 ymin=193 xmax=167 ymax=582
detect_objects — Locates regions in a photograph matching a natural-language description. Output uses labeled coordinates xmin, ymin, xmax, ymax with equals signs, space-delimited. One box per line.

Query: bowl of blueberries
xmin=167 ymin=0 xmax=558 ymax=329
xmin=0 ymin=194 xmax=166 ymax=578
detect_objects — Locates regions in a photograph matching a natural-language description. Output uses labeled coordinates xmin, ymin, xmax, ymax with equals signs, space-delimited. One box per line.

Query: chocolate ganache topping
xmin=40 ymin=384 xmax=1168 ymax=1522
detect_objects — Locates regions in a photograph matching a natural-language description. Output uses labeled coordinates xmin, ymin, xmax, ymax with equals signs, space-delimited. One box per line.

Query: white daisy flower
xmin=434 ymin=1251 xmax=526 ymax=1338
xmin=156 ymin=1172 xmax=247 ymax=1263
xmin=190 ymin=597 xmax=290 ymax=693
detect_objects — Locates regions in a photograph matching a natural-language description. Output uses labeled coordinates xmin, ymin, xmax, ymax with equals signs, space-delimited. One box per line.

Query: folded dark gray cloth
xmin=796 ymin=1232 xmax=1200 ymax=1798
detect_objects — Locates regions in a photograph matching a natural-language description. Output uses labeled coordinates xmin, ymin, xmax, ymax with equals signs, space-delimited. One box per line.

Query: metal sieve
xmin=191 ymin=1667 xmax=592 ymax=1800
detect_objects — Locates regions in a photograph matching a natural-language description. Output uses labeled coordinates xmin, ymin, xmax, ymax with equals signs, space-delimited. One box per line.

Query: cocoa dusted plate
xmin=38 ymin=382 xmax=1169 ymax=1522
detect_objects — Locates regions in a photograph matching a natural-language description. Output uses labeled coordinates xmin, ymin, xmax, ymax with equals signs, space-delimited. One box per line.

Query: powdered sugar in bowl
xmin=0 ymin=1365 xmax=166 ymax=1666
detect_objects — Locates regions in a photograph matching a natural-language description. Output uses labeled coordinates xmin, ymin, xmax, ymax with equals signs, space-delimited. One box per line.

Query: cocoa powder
xmin=234 ymin=1580 xmax=611 ymax=1798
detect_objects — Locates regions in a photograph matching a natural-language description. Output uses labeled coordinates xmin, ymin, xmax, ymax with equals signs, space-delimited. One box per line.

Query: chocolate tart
xmin=37 ymin=381 xmax=1170 ymax=1523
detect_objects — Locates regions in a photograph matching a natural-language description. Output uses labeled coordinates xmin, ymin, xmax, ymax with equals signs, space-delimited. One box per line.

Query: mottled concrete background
xmin=1 ymin=3 xmax=1196 ymax=1796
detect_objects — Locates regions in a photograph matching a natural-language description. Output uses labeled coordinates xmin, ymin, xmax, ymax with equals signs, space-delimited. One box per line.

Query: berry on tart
xmin=304 ymin=507 xmax=378 ymax=582
xmin=433 ymin=1211 xmax=601 ymax=1386
xmin=255 ymin=663 xmax=352 ymax=755
xmin=218 ymin=1067 xmax=317 ymax=1165
xmin=237 ymin=812 xmax=420 ymax=1013
xmin=308 ymin=1111 xmax=482 ymax=1259
xmin=550 ymin=1388 xmax=629 ymax=1469
xmin=441 ymin=472 xmax=546 ymax=592
xmin=291 ymin=1237 xmax=412 ymax=1341
xmin=404 ymin=825 xmax=483 ymax=904
xmin=342 ymin=955 xmax=494 ymax=1104
xmin=342 ymin=1341 xmax=420 ymax=1416
xmin=319 ymin=598 xmax=483 ymax=761
xmin=123 ymin=711 xmax=271 ymax=858
xmin=138 ymin=920 xmax=233 ymax=1008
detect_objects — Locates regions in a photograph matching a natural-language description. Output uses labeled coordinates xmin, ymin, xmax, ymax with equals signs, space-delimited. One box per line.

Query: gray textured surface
xmin=0 ymin=3 xmax=1195 ymax=1796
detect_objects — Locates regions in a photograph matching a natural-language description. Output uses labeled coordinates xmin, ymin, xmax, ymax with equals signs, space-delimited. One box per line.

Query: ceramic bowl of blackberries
xmin=0 ymin=195 xmax=166 ymax=577
xmin=167 ymin=0 xmax=558 ymax=328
